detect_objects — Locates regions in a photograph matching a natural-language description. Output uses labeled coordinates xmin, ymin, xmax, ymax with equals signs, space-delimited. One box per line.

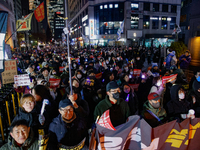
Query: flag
xmin=117 ymin=20 xmax=124 ymax=41
xmin=16 ymin=13 xmax=33 ymax=31
xmin=172 ymin=25 xmax=181 ymax=35
xmin=34 ymin=2 xmax=45 ymax=22
xmin=162 ymin=74 xmax=177 ymax=84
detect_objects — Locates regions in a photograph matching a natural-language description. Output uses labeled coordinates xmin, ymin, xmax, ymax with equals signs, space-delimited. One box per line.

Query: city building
xmin=68 ymin=0 xmax=181 ymax=48
xmin=13 ymin=0 xmax=22 ymax=21
xmin=183 ymin=0 xmax=200 ymax=66
xmin=0 ymin=0 xmax=17 ymax=48
xmin=49 ymin=0 xmax=65 ymax=39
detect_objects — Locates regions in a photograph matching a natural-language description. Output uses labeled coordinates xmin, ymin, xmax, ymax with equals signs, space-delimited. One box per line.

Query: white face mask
xmin=179 ymin=93 xmax=185 ymax=100
xmin=77 ymin=74 xmax=82 ymax=79
xmin=106 ymin=61 xmax=109 ymax=64
xmin=130 ymin=71 xmax=133 ymax=75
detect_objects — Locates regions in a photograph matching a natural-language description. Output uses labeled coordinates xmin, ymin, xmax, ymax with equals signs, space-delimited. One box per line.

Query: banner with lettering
xmin=1 ymin=60 xmax=17 ymax=84
xmin=93 ymin=111 xmax=200 ymax=150
xmin=34 ymin=2 xmax=45 ymax=22
xmin=49 ymin=78 xmax=61 ymax=88
xmin=59 ymin=67 xmax=65 ymax=73
xmin=16 ymin=13 xmax=33 ymax=31
xmin=133 ymin=69 xmax=141 ymax=76
xmin=162 ymin=74 xmax=177 ymax=84
xmin=14 ymin=74 xmax=30 ymax=86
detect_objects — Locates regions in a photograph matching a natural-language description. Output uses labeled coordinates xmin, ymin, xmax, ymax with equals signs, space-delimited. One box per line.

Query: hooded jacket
xmin=167 ymin=85 xmax=191 ymax=122
xmin=0 ymin=129 xmax=38 ymax=150
xmin=142 ymin=100 xmax=167 ymax=128
xmin=94 ymin=95 xmax=130 ymax=127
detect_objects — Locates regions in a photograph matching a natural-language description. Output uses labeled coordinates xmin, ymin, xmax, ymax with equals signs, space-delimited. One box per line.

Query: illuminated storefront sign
xmin=82 ymin=15 xmax=88 ymax=22
xmin=90 ymin=19 xmax=94 ymax=39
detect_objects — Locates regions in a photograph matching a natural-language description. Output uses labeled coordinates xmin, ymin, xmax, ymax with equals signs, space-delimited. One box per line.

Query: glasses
xmin=60 ymin=108 xmax=73 ymax=113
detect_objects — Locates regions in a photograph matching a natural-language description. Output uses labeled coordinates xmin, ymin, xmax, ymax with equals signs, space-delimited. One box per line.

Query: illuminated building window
xmin=114 ymin=4 xmax=118 ymax=8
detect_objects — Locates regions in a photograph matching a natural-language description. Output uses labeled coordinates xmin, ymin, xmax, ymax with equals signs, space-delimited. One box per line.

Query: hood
xmin=170 ymin=84 xmax=184 ymax=101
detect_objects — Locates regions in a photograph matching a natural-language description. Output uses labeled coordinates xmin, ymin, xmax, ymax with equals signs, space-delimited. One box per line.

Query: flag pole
xmin=64 ymin=1 xmax=72 ymax=95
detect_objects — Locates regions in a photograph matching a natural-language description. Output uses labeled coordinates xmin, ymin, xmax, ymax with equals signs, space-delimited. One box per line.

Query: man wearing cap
xmin=142 ymin=92 xmax=167 ymax=128
xmin=94 ymin=81 xmax=130 ymax=127
xmin=47 ymin=98 xmax=87 ymax=150
xmin=39 ymin=67 xmax=50 ymax=81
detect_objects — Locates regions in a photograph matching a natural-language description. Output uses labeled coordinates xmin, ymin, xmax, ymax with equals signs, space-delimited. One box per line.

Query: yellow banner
xmin=16 ymin=13 xmax=33 ymax=31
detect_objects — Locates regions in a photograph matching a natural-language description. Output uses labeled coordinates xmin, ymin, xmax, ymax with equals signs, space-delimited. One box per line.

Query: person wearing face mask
xmin=167 ymin=85 xmax=192 ymax=122
xmin=120 ymin=83 xmax=138 ymax=115
xmin=142 ymin=93 xmax=167 ymax=128
xmin=94 ymin=81 xmax=130 ymax=127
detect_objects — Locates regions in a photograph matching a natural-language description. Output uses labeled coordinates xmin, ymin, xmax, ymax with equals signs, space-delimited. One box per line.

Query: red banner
xmin=97 ymin=110 xmax=116 ymax=131
xmin=133 ymin=69 xmax=141 ymax=76
xmin=49 ymin=78 xmax=61 ymax=88
xmin=34 ymin=2 xmax=45 ymax=22
xmin=95 ymin=72 xmax=102 ymax=79
xmin=162 ymin=74 xmax=177 ymax=84
xmin=59 ymin=67 xmax=65 ymax=73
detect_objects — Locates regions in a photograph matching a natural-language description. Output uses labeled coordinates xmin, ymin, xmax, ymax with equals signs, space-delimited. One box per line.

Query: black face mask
xmin=112 ymin=92 xmax=120 ymax=100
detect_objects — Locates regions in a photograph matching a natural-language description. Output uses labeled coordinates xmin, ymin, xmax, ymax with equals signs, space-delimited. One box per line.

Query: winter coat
xmin=0 ymin=129 xmax=38 ymax=150
xmin=94 ymin=95 xmax=130 ymax=127
xmin=167 ymin=85 xmax=191 ymax=122
xmin=47 ymin=114 xmax=87 ymax=150
xmin=165 ymin=52 xmax=175 ymax=69
xmin=142 ymin=101 xmax=167 ymax=128
xmin=179 ymin=54 xmax=191 ymax=69
xmin=192 ymin=79 xmax=200 ymax=117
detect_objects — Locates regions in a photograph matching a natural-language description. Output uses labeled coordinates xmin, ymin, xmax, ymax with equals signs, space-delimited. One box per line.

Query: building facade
xmin=0 ymin=0 xmax=17 ymax=48
xmin=68 ymin=0 xmax=181 ymax=48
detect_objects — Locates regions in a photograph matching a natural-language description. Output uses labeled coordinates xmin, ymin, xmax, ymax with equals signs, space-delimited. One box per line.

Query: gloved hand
xmin=39 ymin=114 xmax=45 ymax=125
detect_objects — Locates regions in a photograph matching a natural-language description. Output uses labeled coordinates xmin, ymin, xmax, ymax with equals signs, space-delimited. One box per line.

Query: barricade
xmin=0 ymin=84 xmax=22 ymax=145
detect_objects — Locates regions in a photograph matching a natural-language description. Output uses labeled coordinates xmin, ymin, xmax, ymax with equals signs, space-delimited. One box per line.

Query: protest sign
xmin=59 ymin=67 xmax=65 ymax=73
xmin=162 ymin=74 xmax=177 ymax=84
xmin=95 ymin=72 xmax=102 ymax=79
xmin=1 ymin=60 xmax=17 ymax=84
xmin=14 ymin=74 xmax=30 ymax=86
xmin=49 ymin=78 xmax=61 ymax=88
xmin=133 ymin=69 xmax=141 ymax=76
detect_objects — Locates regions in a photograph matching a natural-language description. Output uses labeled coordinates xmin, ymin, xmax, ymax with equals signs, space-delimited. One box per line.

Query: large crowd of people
xmin=1 ymin=45 xmax=198 ymax=149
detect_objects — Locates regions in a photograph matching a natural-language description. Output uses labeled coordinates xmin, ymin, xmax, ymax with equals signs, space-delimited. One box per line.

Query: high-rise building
xmin=13 ymin=0 xmax=22 ymax=20
xmin=49 ymin=0 xmax=65 ymax=39
xmin=0 ymin=0 xmax=17 ymax=48
xmin=68 ymin=0 xmax=181 ymax=48
xmin=181 ymin=0 xmax=200 ymax=66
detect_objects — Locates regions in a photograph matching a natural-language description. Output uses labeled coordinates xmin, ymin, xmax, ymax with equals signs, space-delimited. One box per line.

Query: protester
xmin=94 ymin=81 xmax=130 ymax=127
xmin=142 ymin=92 xmax=167 ymax=127
xmin=0 ymin=120 xmax=38 ymax=149
xmin=167 ymin=85 xmax=193 ymax=122
xmin=47 ymin=99 xmax=87 ymax=150
xmin=179 ymin=50 xmax=191 ymax=69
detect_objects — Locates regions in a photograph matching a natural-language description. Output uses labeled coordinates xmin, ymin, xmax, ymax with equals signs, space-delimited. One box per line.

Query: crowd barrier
xmin=0 ymin=84 xmax=23 ymax=145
